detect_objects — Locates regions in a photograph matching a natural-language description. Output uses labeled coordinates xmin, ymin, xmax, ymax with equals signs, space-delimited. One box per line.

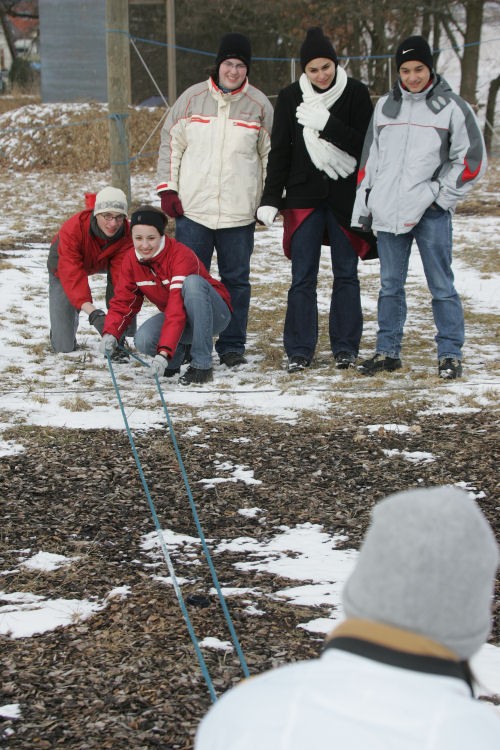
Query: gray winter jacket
xmin=352 ymin=76 xmax=487 ymax=235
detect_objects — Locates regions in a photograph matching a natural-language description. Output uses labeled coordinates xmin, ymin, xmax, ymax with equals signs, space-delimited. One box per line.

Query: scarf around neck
xmin=299 ymin=67 xmax=357 ymax=180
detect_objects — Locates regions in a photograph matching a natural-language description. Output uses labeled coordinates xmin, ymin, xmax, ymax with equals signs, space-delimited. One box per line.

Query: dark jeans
xmin=175 ymin=216 xmax=254 ymax=357
xmin=284 ymin=206 xmax=362 ymax=360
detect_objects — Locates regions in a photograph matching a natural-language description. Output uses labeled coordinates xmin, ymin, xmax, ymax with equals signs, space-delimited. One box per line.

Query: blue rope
xmin=105 ymin=352 xmax=218 ymax=702
xmin=119 ymin=345 xmax=250 ymax=678
xmin=154 ymin=375 xmax=250 ymax=678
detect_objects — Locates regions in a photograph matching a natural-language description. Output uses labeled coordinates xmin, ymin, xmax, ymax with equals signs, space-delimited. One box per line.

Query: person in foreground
xmin=352 ymin=36 xmax=487 ymax=380
xmin=100 ymin=206 xmax=231 ymax=385
xmin=156 ymin=32 xmax=273 ymax=368
xmin=195 ymin=485 xmax=500 ymax=749
xmin=257 ymin=27 xmax=376 ymax=374
xmin=47 ymin=186 xmax=135 ymax=358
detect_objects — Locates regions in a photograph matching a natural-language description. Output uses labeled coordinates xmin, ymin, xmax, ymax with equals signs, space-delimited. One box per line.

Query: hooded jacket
xmin=47 ymin=210 xmax=132 ymax=310
xmin=103 ymin=237 xmax=231 ymax=357
xmin=352 ymin=76 xmax=487 ymax=235
xmin=195 ymin=620 xmax=500 ymax=749
xmin=156 ymin=78 xmax=273 ymax=230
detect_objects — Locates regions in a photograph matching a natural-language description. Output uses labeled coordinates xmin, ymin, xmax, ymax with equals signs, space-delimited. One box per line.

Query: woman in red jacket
xmin=101 ymin=206 xmax=232 ymax=385
xmin=47 ymin=186 xmax=135 ymax=357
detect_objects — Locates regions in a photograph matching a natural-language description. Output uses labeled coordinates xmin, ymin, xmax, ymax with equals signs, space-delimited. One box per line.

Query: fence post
xmin=106 ymin=0 xmax=131 ymax=204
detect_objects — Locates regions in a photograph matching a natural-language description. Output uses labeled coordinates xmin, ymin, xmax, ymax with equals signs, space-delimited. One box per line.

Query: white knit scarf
xmin=299 ymin=67 xmax=357 ymax=180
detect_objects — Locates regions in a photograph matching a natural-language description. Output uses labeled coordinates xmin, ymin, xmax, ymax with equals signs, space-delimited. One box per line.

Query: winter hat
xmin=395 ymin=35 xmax=433 ymax=71
xmin=93 ymin=186 xmax=128 ymax=216
xmin=130 ymin=205 xmax=167 ymax=235
xmin=342 ymin=486 xmax=499 ymax=659
xmin=300 ymin=27 xmax=338 ymax=71
xmin=215 ymin=33 xmax=251 ymax=74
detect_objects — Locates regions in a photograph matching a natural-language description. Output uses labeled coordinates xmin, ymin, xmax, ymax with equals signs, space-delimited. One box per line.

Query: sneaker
xmin=334 ymin=351 xmax=356 ymax=370
xmin=179 ymin=366 xmax=213 ymax=385
xmin=164 ymin=367 xmax=180 ymax=378
xmin=357 ymin=353 xmax=402 ymax=376
xmin=287 ymin=356 xmax=310 ymax=373
xmin=438 ymin=357 xmax=462 ymax=379
xmin=220 ymin=352 xmax=247 ymax=367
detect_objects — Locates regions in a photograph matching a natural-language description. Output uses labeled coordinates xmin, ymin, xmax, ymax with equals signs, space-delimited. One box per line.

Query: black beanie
xmin=300 ymin=27 xmax=338 ymax=71
xmin=215 ymin=33 xmax=251 ymax=74
xmin=130 ymin=206 xmax=167 ymax=235
xmin=395 ymin=35 xmax=433 ymax=71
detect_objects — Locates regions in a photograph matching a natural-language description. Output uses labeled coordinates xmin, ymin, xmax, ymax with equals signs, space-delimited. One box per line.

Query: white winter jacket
xmin=352 ymin=76 xmax=487 ymax=235
xmin=195 ymin=621 xmax=500 ymax=749
xmin=156 ymin=78 xmax=273 ymax=230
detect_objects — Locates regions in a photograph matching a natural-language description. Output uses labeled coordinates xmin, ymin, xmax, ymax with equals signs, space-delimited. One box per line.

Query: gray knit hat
xmin=342 ymin=486 xmax=499 ymax=659
xmin=94 ymin=186 xmax=128 ymax=216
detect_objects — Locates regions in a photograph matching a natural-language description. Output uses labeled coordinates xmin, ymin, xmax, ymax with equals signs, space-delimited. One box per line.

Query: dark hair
xmin=130 ymin=205 xmax=167 ymax=235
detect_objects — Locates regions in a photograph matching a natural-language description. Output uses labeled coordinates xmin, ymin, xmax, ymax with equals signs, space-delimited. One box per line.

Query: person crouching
xmin=100 ymin=206 xmax=232 ymax=385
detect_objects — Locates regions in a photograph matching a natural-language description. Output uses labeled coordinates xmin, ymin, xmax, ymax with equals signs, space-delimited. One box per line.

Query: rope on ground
xmin=106 ymin=349 xmax=218 ymax=702
xmin=105 ymin=343 xmax=250 ymax=696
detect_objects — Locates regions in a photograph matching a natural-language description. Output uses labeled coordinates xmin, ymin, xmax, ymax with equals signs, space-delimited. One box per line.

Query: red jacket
xmin=48 ymin=210 xmax=133 ymax=310
xmin=103 ymin=238 xmax=232 ymax=357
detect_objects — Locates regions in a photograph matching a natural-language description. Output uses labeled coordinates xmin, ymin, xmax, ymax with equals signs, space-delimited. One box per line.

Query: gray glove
xmin=100 ymin=333 xmax=118 ymax=356
xmin=88 ymin=308 xmax=106 ymax=335
xmin=150 ymin=353 xmax=169 ymax=377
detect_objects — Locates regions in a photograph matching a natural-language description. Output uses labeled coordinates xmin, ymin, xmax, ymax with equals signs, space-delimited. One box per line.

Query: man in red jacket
xmin=47 ymin=186 xmax=135 ymax=356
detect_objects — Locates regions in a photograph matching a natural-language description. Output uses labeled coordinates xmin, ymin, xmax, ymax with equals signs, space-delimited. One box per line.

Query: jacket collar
xmin=323 ymin=619 xmax=473 ymax=694
xmin=382 ymin=74 xmax=452 ymax=118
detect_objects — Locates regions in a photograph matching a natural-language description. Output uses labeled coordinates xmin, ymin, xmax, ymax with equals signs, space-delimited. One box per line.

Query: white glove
xmin=256 ymin=206 xmax=278 ymax=227
xmin=100 ymin=333 xmax=117 ymax=356
xmin=296 ymin=102 xmax=330 ymax=131
xmin=150 ymin=353 xmax=169 ymax=377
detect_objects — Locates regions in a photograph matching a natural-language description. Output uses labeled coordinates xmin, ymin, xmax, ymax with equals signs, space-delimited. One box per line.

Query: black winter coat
xmin=261 ymin=77 xmax=373 ymax=229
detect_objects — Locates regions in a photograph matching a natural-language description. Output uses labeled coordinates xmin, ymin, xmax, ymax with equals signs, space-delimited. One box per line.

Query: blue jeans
xmin=284 ymin=206 xmax=362 ymax=359
xmin=175 ymin=216 xmax=254 ymax=357
xmin=134 ymin=275 xmax=231 ymax=370
xmin=48 ymin=271 xmax=136 ymax=353
xmin=376 ymin=206 xmax=464 ymax=360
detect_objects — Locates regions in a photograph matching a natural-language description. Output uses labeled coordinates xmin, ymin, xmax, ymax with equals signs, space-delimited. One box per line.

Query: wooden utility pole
xmin=166 ymin=0 xmax=177 ymax=103
xmin=106 ymin=0 xmax=131 ymax=203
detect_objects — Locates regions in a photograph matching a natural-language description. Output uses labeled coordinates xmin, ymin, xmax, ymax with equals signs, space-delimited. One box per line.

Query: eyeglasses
xmin=100 ymin=213 xmax=125 ymax=224
xmin=221 ymin=61 xmax=247 ymax=72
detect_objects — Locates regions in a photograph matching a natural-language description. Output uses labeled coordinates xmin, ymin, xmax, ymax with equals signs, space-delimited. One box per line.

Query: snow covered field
xmin=0 ymin=161 xmax=499 ymax=736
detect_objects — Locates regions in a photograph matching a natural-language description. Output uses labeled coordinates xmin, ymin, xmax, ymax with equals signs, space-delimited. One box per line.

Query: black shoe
xmin=179 ymin=366 xmax=213 ymax=385
xmin=164 ymin=367 xmax=180 ymax=378
xmin=220 ymin=352 xmax=247 ymax=367
xmin=182 ymin=344 xmax=192 ymax=364
xmin=287 ymin=356 xmax=310 ymax=373
xmin=110 ymin=346 xmax=130 ymax=363
xmin=357 ymin=353 xmax=402 ymax=376
xmin=438 ymin=357 xmax=462 ymax=379
xmin=334 ymin=351 xmax=356 ymax=369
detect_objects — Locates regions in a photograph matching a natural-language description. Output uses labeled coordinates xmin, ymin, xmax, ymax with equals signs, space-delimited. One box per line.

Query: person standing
xmin=101 ymin=206 xmax=232 ymax=385
xmin=195 ymin=486 xmax=500 ymax=748
xmin=352 ymin=36 xmax=487 ymax=379
xmin=257 ymin=27 xmax=376 ymax=374
xmin=47 ymin=186 xmax=135 ymax=358
xmin=156 ymin=32 xmax=273 ymax=368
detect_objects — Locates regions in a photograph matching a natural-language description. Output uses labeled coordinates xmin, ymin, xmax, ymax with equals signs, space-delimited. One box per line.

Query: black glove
xmin=88 ymin=309 xmax=106 ymax=335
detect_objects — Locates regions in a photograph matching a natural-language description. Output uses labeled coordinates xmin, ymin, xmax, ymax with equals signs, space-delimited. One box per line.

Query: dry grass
xmin=0 ymin=100 xmax=166 ymax=173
